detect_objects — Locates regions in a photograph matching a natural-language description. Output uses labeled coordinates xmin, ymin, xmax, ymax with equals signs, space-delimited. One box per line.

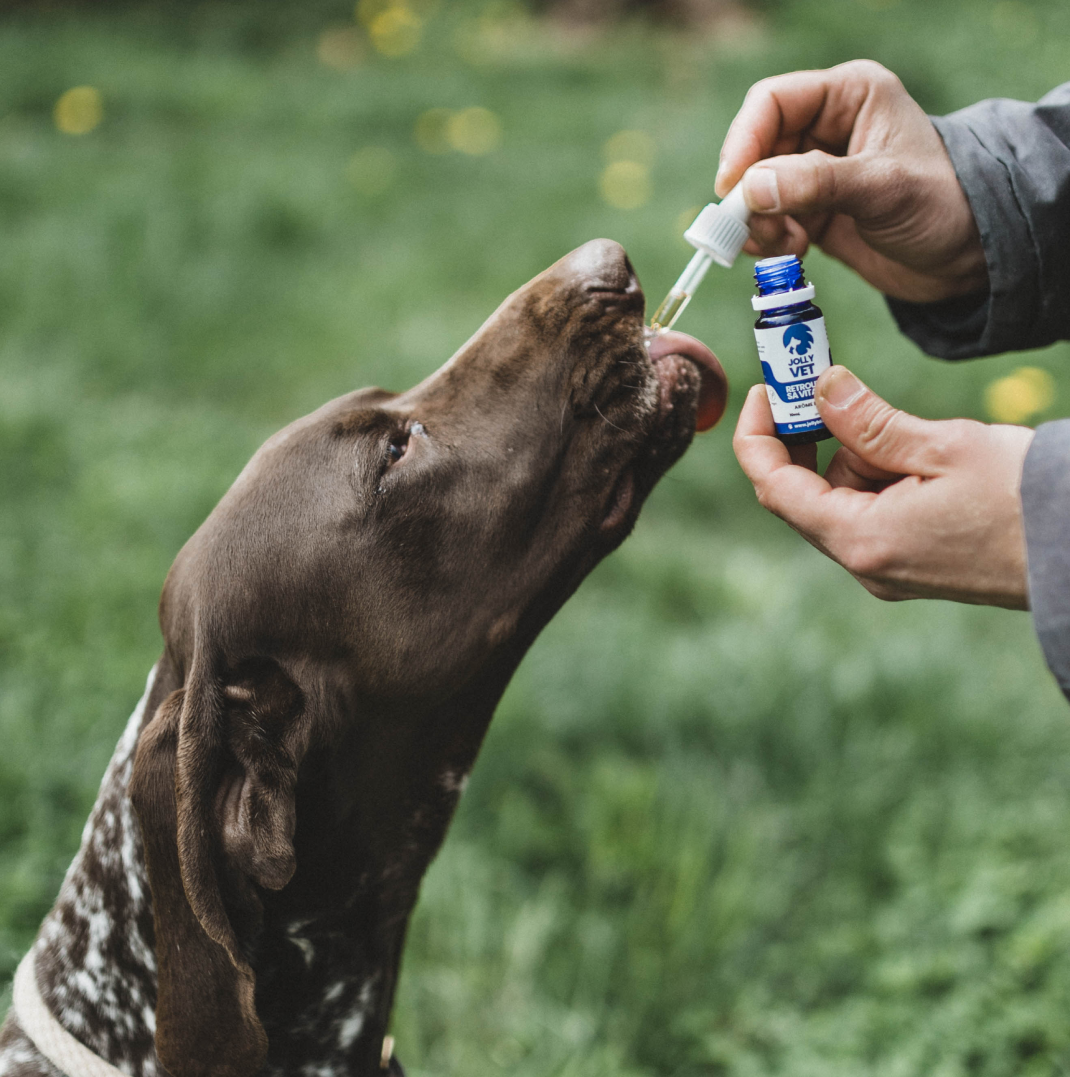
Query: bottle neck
xmin=752 ymin=281 xmax=816 ymax=313
xmin=754 ymin=255 xmax=805 ymax=295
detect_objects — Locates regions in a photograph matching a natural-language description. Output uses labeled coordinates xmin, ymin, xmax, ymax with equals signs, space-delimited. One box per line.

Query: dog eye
xmin=381 ymin=422 xmax=426 ymax=475
xmin=385 ymin=422 xmax=427 ymax=466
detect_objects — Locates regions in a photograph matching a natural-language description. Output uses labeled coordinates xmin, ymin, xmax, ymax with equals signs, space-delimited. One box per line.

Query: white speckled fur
xmin=439 ymin=768 xmax=469 ymax=795
xmin=0 ymin=669 xmax=397 ymax=1077
xmin=0 ymin=669 xmax=159 ymax=1077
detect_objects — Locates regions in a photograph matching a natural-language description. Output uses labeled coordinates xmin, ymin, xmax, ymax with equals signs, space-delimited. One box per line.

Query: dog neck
xmin=29 ymin=671 xmax=161 ymax=1077
xmin=249 ymin=679 xmax=501 ymax=1074
xmin=24 ymin=665 xmax=487 ymax=1077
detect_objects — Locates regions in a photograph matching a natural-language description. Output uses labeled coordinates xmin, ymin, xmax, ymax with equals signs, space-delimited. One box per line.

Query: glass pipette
xmin=647 ymin=183 xmax=752 ymax=334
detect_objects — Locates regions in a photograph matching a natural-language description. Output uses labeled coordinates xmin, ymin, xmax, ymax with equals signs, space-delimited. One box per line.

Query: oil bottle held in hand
xmin=752 ymin=255 xmax=834 ymax=446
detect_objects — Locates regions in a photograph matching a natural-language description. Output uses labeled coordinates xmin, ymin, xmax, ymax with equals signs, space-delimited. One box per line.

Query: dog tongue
xmin=646 ymin=330 xmax=728 ymax=432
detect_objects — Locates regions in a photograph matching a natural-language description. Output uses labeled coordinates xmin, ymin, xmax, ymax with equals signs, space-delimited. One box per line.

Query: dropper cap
xmin=682 ymin=184 xmax=751 ymax=268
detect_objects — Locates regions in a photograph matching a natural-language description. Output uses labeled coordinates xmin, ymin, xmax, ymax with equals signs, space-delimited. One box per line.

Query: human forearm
xmin=889 ymin=84 xmax=1070 ymax=359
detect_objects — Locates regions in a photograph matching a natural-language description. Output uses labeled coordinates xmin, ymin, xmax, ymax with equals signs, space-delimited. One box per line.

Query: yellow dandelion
xmin=54 ymin=86 xmax=103 ymax=136
xmin=446 ymin=107 xmax=501 ymax=156
xmin=984 ymin=366 xmax=1055 ymax=424
xmin=366 ymin=2 xmax=423 ymax=57
xmin=602 ymin=129 xmax=655 ymax=167
xmin=600 ymin=160 xmax=651 ymax=211
xmin=414 ymin=108 xmax=453 ymax=154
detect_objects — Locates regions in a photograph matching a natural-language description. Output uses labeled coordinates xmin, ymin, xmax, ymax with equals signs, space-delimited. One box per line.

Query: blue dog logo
xmin=783 ymin=322 xmax=814 ymax=358
xmin=783 ymin=323 xmax=816 ymax=379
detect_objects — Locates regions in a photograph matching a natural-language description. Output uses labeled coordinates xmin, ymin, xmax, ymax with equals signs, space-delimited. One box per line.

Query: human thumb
xmin=815 ymin=366 xmax=941 ymax=476
xmin=741 ymin=151 xmax=874 ymax=219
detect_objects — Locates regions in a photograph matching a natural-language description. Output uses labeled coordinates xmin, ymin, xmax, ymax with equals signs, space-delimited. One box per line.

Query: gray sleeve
xmin=887 ymin=82 xmax=1070 ymax=359
xmin=1022 ymin=420 xmax=1070 ymax=703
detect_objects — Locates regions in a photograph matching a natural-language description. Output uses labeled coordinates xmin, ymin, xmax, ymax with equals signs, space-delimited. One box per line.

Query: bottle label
xmin=753 ymin=317 xmax=832 ymax=436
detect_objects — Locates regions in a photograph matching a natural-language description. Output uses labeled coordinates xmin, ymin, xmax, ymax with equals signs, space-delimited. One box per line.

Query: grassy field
xmin=3 ymin=0 xmax=1070 ymax=1073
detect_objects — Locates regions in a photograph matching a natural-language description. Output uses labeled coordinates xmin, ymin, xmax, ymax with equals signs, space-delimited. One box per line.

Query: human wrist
xmin=924 ymin=193 xmax=989 ymax=301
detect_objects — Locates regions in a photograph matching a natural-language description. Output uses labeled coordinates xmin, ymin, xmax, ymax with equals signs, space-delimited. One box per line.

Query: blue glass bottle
xmin=752 ymin=255 xmax=833 ymax=445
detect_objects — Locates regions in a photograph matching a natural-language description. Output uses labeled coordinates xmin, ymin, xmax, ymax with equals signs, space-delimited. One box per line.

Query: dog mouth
xmin=598 ymin=329 xmax=727 ymax=533
xmin=645 ymin=329 xmax=727 ymax=434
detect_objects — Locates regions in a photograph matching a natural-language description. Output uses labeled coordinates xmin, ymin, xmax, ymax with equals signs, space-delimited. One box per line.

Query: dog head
xmin=130 ymin=239 xmax=726 ymax=1077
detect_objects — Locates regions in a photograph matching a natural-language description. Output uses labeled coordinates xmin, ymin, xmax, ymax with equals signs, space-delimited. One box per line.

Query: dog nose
xmin=561 ymin=238 xmax=639 ymax=294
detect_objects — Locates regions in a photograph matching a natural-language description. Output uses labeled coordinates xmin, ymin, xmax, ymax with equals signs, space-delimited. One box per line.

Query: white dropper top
xmin=648 ymin=182 xmax=752 ymax=333
xmin=683 ymin=184 xmax=752 ymax=269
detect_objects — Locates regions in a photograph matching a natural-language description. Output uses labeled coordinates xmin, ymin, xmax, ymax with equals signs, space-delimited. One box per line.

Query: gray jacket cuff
xmin=1022 ymin=420 xmax=1070 ymax=702
xmin=888 ymin=84 xmax=1070 ymax=359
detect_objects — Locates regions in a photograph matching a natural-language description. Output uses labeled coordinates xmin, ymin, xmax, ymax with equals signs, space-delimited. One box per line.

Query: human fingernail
xmin=743 ymin=167 xmax=779 ymax=212
xmin=819 ymin=367 xmax=866 ymax=410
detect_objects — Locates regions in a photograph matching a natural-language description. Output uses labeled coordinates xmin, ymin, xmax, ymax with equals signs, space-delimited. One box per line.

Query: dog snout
xmin=558 ymin=238 xmax=641 ymax=298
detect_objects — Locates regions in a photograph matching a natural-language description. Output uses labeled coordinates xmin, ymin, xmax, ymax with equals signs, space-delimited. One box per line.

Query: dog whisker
xmin=594 ymin=402 xmax=625 ymax=432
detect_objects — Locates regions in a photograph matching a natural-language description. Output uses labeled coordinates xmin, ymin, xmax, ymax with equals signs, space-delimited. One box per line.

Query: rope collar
xmin=13 ymin=949 xmax=129 ymax=1077
xmin=15 ymin=948 xmax=402 ymax=1077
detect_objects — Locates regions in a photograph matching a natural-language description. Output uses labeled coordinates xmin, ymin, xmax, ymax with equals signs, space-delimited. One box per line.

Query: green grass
xmin=2 ymin=1 xmax=1070 ymax=1073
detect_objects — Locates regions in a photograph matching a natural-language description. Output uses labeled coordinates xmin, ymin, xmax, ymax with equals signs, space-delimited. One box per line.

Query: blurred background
xmin=2 ymin=0 xmax=1070 ymax=1072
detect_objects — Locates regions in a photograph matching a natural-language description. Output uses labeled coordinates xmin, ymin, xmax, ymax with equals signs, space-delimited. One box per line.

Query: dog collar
xmin=13 ymin=948 xmax=129 ymax=1077
xmin=15 ymin=946 xmax=404 ymax=1077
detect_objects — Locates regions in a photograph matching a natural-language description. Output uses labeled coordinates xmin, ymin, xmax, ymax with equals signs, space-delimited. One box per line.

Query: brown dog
xmin=0 ymin=239 xmax=725 ymax=1077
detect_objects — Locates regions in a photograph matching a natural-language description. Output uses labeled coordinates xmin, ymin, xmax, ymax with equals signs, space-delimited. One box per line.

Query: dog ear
xmin=130 ymin=656 xmax=307 ymax=1077
xmin=211 ymin=656 xmax=306 ymax=892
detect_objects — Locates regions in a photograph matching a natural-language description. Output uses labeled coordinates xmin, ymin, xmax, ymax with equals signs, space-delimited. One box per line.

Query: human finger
xmin=815 ymin=366 xmax=955 ymax=477
xmin=806 ymin=213 xmax=957 ymax=303
xmin=745 ymin=214 xmax=789 ymax=249
xmin=715 ymin=64 xmax=877 ymax=196
xmin=739 ymin=151 xmax=884 ymax=223
xmin=746 ymin=214 xmax=811 ymax=259
xmin=734 ymin=384 xmax=836 ymax=528
xmin=823 ymin=445 xmax=902 ymax=491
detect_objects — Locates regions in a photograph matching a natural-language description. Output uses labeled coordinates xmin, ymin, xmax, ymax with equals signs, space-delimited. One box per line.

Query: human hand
xmin=732 ymin=365 xmax=1033 ymax=609
xmin=715 ymin=60 xmax=988 ymax=304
